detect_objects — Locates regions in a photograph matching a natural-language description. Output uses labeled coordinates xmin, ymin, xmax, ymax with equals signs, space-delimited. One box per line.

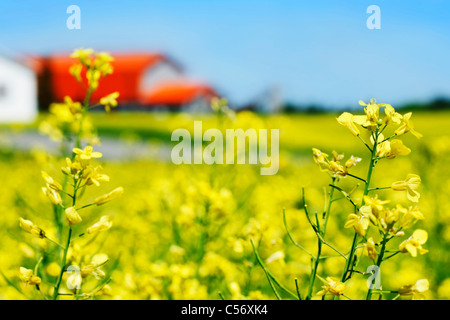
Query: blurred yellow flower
xmin=42 ymin=186 xmax=63 ymax=205
xmin=365 ymin=237 xmax=377 ymax=260
xmin=385 ymin=139 xmax=411 ymax=159
xmin=69 ymin=63 xmax=83 ymax=82
xmin=83 ymin=165 xmax=110 ymax=186
xmin=19 ymin=267 xmax=41 ymax=286
xmin=19 ymin=218 xmax=46 ymax=239
xmin=86 ymin=69 xmax=101 ymax=90
xmin=73 ymin=145 xmax=103 ymax=161
xmin=87 ymin=216 xmax=113 ymax=234
xmin=316 ymin=277 xmax=345 ymax=296
xmin=312 ymin=148 xmax=330 ymax=171
xmin=41 ymin=171 xmax=62 ymax=191
xmin=100 ymin=92 xmax=120 ymax=112
xmin=344 ymin=210 xmax=369 ymax=237
xmin=345 ymin=155 xmax=361 ymax=168
xmin=398 ymin=279 xmax=429 ymax=300
xmin=395 ymin=112 xmax=422 ymax=139
xmin=391 ymin=174 xmax=421 ymax=202
xmin=65 ymin=207 xmax=82 ymax=226
xmin=70 ymin=48 xmax=93 ymax=65
xmin=94 ymin=187 xmax=124 ymax=205
xmin=383 ymin=104 xmax=403 ymax=125
xmin=399 ymin=229 xmax=428 ymax=257
xmin=337 ymin=112 xmax=360 ymax=136
xmin=363 ymin=195 xmax=390 ymax=218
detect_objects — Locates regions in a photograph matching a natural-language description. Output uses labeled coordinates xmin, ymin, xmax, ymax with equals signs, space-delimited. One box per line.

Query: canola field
xmin=1 ymin=108 xmax=450 ymax=300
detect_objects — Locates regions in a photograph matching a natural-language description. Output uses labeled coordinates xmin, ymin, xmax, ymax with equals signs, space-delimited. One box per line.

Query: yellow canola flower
xmin=399 ymin=206 xmax=424 ymax=229
xmin=19 ymin=267 xmax=41 ymax=286
xmin=399 ymin=229 xmax=428 ymax=257
xmin=385 ymin=139 xmax=411 ymax=159
xmin=87 ymin=216 xmax=113 ymax=234
xmin=312 ymin=149 xmax=360 ymax=177
xmin=95 ymin=52 xmax=114 ymax=64
xmin=94 ymin=187 xmax=124 ymax=205
xmin=42 ymin=186 xmax=63 ymax=205
xmin=69 ymin=63 xmax=83 ymax=82
xmin=65 ymin=207 xmax=82 ymax=226
xmin=94 ymin=52 xmax=114 ymax=77
xmin=86 ymin=69 xmax=101 ymax=90
xmin=83 ymin=165 xmax=110 ymax=186
xmin=353 ymin=99 xmax=380 ymax=131
xmin=336 ymin=112 xmax=360 ymax=136
xmin=41 ymin=171 xmax=62 ymax=191
xmin=384 ymin=104 xmax=403 ymax=125
xmin=391 ymin=174 xmax=421 ymax=203
xmin=372 ymin=134 xmax=411 ymax=159
xmin=316 ymin=277 xmax=346 ymax=296
xmin=81 ymin=254 xmax=109 ymax=279
xmin=312 ymin=148 xmax=330 ymax=171
xmin=345 ymin=155 xmax=361 ymax=168
xmin=398 ymin=279 xmax=429 ymax=300
xmin=73 ymin=146 xmax=102 ymax=161
xmin=62 ymin=157 xmax=83 ymax=178
xmin=365 ymin=237 xmax=377 ymax=260
xmin=19 ymin=218 xmax=46 ymax=239
xmin=100 ymin=92 xmax=120 ymax=112
xmin=344 ymin=211 xmax=370 ymax=237
xmin=70 ymin=48 xmax=93 ymax=65
xmin=363 ymin=195 xmax=390 ymax=218
xmin=63 ymin=96 xmax=83 ymax=115
xmin=395 ymin=112 xmax=422 ymax=138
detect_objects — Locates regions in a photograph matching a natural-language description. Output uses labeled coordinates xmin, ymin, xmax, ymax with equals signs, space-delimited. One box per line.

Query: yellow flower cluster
xmin=312 ymin=148 xmax=361 ymax=177
xmin=305 ymin=99 xmax=429 ymax=300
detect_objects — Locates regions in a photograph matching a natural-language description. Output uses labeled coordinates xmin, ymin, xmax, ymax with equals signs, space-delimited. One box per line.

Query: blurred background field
xmin=1 ymin=110 xmax=450 ymax=299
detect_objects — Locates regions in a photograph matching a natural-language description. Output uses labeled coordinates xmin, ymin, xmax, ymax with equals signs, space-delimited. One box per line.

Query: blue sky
xmin=0 ymin=0 xmax=449 ymax=108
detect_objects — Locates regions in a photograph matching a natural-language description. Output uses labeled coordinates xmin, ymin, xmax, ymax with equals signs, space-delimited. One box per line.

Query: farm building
xmin=31 ymin=53 xmax=218 ymax=112
xmin=0 ymin=55 xmax=38 ymax=123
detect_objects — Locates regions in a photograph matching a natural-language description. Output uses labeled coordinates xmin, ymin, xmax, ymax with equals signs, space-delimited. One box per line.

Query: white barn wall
xmin=0 ymin=56 xmax=37 ymax=123
xmin=139 ymin=61 xmax=183 ymax=92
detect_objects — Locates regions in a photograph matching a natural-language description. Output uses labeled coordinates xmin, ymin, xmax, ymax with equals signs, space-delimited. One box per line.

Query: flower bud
xmin=19 ymin=218 xmax=46 ymax=239
xmin=94 ymin=187 xmax=124 ymax=206
xmin=65 ymin=207 xmax=82 ymax=226
xmin=87 ymin=216 xmax=112 ymax=234
xmin=42 ymin=187 xmax=62 ymax=206
xmin=19 ymin=267 xmax=41 ymax=286
xmin=41 ymin=171 xmax=62 ymax=191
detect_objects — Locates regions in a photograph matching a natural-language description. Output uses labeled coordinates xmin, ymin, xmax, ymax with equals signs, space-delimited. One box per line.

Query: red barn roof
xmin=142 ymin=81 xmax=217 ymax=105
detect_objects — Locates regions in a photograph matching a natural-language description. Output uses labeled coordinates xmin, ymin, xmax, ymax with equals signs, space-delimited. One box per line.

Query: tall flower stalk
xmin=17 ymin=48 xmax=123 ymax=300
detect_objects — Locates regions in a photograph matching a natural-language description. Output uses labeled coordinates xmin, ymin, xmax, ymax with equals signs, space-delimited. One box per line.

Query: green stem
xmin=346 ymin=173 xmax=367 ymax=183
xmin=52 ymin=227 xmax=72 ymax=300
xmin=251 ymin=240 xmax=298 ymax=300
xmin=341 ymin=129 xmax=379 ymax=284
xmin=306 ymin=178 xmax=336 ymax=299
xmin=358 ymin=135 xmax=372 ymax=152
xmin=366 ymin=231 xmax=389 ymax=300
xmin=44 ymin=236 xmax=65 ymax=249
xmin=76 ymin=203 xmax=96 ymax=211
xmin=368 ymin=186 xmax=390 ymax=192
